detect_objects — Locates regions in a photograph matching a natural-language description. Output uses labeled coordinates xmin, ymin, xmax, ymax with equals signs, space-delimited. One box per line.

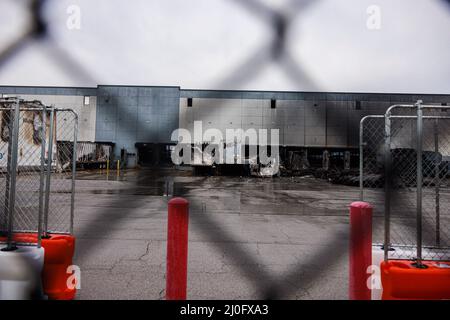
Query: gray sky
xmin=0 ymin=0 xmax=449 ymax=93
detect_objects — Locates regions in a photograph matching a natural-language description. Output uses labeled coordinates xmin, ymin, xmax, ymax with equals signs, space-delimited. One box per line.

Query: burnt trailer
xmin=72 ymin=141 xmax=113 ymax=169
xmin=0 ymin=101 xmax=57 ymax=170
xmin=0 ymin=99 xmax=111 ymax=171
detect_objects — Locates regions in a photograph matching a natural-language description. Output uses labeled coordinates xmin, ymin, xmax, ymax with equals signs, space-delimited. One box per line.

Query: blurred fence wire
xmin=1 ymin=0 xmax=450 ymax=299
xmin=217 ymin=0 xmax=319 ymax=90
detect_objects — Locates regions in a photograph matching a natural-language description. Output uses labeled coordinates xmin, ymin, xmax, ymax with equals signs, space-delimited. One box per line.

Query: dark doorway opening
xmin=136 ymin=143 xmax=174 ymax=167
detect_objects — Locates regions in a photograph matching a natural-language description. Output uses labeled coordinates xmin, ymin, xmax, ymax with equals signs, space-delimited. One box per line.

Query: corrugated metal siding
xmin=95 ymin=86 xmax=180 ymax=160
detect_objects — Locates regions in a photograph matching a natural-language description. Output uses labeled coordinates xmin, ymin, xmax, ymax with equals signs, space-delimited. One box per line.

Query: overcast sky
xmin=0 ymin=0 xmax=449 ymax=94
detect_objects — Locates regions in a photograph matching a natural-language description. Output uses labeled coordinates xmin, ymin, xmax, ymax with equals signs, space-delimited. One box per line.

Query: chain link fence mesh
xmin=1 ymin=0 xmax=450 ymax=298
xmin=45 ymin=109 xmax=77 ymax=234
xmin=0 ymin=102 xmax=17 ymax=235
xmin=0 ymin=101 xmax=47 ymax=237
xmin=389 ymin=113 xmax=421 ymax=260
xmin=0 ymin=101 xmax=77 ymax=246
xmin=419 ymin=114 xmax=450 ymax=260
xmin=361 ymin=106 xmax=450 ymax=261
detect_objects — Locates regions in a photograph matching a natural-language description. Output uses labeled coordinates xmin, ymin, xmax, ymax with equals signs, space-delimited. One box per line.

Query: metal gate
xmin=360 ymin=101 xmax=450 ymax=263
xmin=0 ymin=98 xmax=78 ymax=249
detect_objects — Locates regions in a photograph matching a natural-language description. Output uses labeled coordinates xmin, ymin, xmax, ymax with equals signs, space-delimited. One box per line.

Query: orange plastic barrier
xmin=41 ymin=235 xmax=76 ymax=300
xmin=381 ymin=260 xmax=450 ymax=300
xmin=0 ymin=233 xmax=76 ymax=300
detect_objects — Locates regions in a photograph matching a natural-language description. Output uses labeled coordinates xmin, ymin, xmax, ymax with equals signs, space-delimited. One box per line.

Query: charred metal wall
xmin=179 ymin=90 xmax=450 ymax=148
xmin=1 ymin=86 xmax=450 ymax=168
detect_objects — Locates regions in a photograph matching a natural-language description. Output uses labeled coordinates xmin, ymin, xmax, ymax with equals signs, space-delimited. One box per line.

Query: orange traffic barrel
xmin=0 ymin=233 xmax=77 ymax=300
xmin=41 ymin=234 xmax=76 ymax=300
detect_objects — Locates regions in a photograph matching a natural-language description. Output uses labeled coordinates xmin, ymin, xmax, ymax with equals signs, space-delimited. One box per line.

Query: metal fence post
xmin=415 ymin=101 xmax=424 ymax=266
xmin=70 ymin=111 xmax=78 ymax=235
xmin=43 ymin=108 xmax=55 ymax=237
xmin=37 ymin=105 xmax=47 ymax=247
xmin=2 ymin=109 xmax=13 ymax=235
xmin=359 ymin=118 xmax=364 ymax=201
xmin=3 ymin=99 xmax=20 ymax=251
xmin=383 ymin=111 xmax=392 ymax=261
xmin=433 ymin=118 xmax=440 ymax=247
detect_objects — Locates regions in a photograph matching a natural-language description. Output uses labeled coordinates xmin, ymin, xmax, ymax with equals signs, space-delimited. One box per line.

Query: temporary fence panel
xmin=360 ymin=102 xmax=450 ymax=262
xmin=45 ymin=109 xmax=78 ymax=235
xmin=0 ymin=100 xmax=49 ymax=247
xmin=0 ymin=100 xmax=78 ymax=248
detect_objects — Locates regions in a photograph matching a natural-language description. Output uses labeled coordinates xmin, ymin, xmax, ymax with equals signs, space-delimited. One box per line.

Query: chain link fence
xmin=361 ymin=103 xmax=450 ymax=262
xmin=0 ymin=98 xmax=77 ymax=248
xmin=1 ymin=99 xmax=47 ymax=247
xmin=1 ymin=0 xmax=450 ymax=299
xmin=45 ymin=109 xmax=78 ymax=235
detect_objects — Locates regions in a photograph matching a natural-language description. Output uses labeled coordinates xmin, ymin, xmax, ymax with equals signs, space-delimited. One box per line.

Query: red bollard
xmin=166 ymin=197 xmax=189 ymax=300
xmin=349 ymin=201 xmax=372 ymax=300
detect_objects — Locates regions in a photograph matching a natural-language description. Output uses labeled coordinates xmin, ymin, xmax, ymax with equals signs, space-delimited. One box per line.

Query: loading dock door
xmin=136 ymin=143 xmax=173 ymax=167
